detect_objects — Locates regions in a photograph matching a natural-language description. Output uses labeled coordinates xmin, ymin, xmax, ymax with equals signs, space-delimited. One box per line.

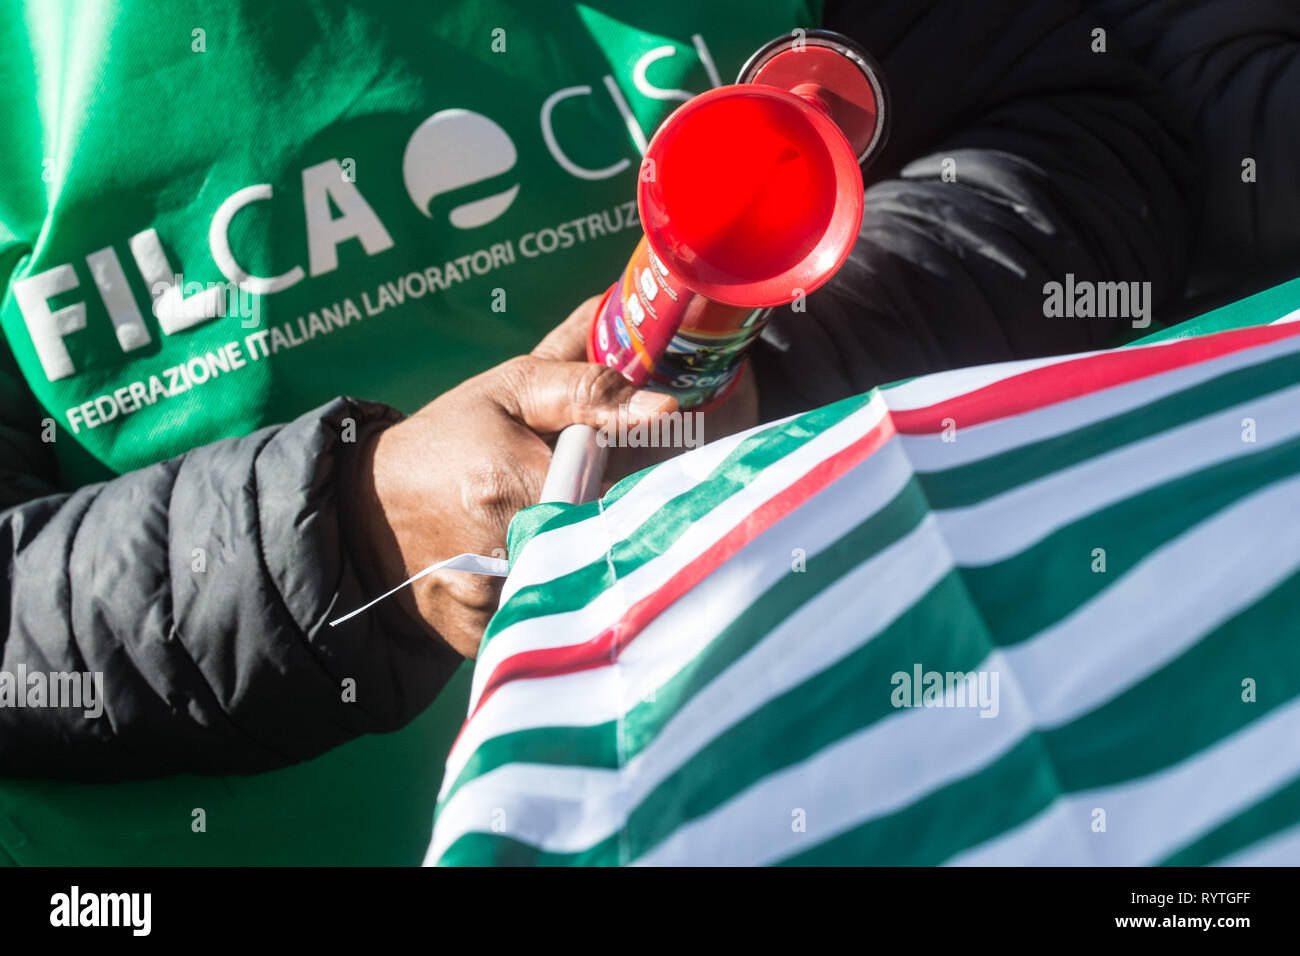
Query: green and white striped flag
xmin=427 ymin=308 xmax=1300 ymax=867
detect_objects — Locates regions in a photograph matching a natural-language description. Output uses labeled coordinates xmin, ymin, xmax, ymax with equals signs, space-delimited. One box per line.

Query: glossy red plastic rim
xmin=637 ymin=85 xmax=864 ymax=309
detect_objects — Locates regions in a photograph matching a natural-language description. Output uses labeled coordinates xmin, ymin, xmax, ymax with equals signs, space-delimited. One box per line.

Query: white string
xmin=328 ymin=553 xmax=510 ymax=627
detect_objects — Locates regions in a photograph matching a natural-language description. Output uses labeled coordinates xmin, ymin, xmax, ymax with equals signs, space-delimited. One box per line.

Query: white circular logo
xmin=402 ymin=109 xmax=520 ymax=228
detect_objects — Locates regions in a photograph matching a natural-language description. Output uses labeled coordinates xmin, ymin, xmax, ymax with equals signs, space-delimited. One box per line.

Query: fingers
xmin=531 ymin=294 xmax=604 ymax=362
xmin=411 ymin=573 xmax=498 ymax=659
xmin=603 ymin=363 xmax=759 ymax=482
xmin=490 ymin=355 xmax=678 ymax=435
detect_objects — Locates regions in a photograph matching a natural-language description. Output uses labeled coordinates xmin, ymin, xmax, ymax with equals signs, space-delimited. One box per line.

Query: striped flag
xmin=427 ymin=315 xmax=1300 ymax=866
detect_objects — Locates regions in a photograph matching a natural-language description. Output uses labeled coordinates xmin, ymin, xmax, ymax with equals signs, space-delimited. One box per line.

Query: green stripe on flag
xmin=447 ymin=725 xmax=619 ymax=804
xmin=964 ymin=435 xmax=1300 ymax=646
xmin=1043 ymin=568 xmax=1300 ymax=792
xmin=777 ymin=734 xmax=1059 ymax=866
xmin=916 ymin=348 xmax=1300 ymax=510
xmin=1160 ymin=773 xmax=1300 ymax=865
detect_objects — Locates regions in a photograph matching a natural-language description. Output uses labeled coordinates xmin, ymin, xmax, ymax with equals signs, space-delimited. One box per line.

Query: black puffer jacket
xmin=755 ymin=0 xmax=1196 ymax=418
xmin=1087 ymin=0 xmax=1300 ymax=297
xmin=0 ymin=397 xmax=460 ymax=778
xmin=760 ymin=0 xmax=1300 ymax=418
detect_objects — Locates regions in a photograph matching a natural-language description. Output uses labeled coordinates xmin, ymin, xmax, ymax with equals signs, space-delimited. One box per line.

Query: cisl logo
xmin=12 ymin=36 xmax=721 ymax=384
xmin=403 ymin=109 xmax=520 ymax=229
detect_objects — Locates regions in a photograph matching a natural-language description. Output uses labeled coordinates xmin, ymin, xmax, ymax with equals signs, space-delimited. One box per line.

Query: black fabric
xmin=1086 ymin=0 xmax=1300 ymax=296
xmin=0 ymin=396 xmax=460 ymax=779
xmin=753 ymin=0 xmax=1196 ymax=419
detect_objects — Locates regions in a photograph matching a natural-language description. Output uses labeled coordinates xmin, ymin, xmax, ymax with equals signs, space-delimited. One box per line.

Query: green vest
xmin=0 ymin=0 xmax=817 ymax=864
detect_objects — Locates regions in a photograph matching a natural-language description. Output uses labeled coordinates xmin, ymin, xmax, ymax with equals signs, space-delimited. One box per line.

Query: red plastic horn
xmin=542 ymin=30 xmax=888 ymax=504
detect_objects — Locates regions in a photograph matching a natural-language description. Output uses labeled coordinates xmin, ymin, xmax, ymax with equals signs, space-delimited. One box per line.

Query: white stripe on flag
xmin=939 ymin=382 xmax=1300 ymax=565
xmin=879 ymin=327 xmax=1217 ymax=411
xmin=882 ymin=352 xmax=1104 ymax=411
xmin=1004 ymin=472 xmax=1300 ymax=728
xmin=945 ymin=693 xmax=1300 ymax=866
xmin=900 ymin=331 xmax=1300 ymax=470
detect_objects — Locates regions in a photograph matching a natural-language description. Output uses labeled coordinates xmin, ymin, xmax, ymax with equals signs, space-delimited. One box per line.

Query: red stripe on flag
xmin=467 ymin=413 xmax=897 ymax=720
xmin=891 ymin=321 xmax=1300 ymax=435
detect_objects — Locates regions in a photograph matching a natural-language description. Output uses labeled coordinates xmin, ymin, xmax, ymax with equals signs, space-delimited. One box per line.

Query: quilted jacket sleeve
xmin=0 ymin=388 xmax=461 ymax=780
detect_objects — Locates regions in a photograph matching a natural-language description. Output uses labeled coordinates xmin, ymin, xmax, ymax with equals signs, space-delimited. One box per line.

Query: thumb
xmin=490 ymin=355 xmax=678 ymax=435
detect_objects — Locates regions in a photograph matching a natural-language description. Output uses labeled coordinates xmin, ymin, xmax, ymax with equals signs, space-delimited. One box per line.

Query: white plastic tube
xmin=539 ymin=423 xmax=608 ymax=505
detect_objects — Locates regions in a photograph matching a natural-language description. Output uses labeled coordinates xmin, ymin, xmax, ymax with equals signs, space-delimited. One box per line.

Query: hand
xmin=355 ymin=352 xmax=676 ymax=658
xmin=534 ymin=295 xmax=760 ymax=484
